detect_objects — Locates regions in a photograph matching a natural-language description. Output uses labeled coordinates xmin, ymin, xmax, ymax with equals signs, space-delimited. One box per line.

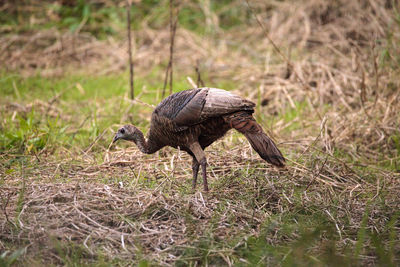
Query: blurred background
xmin=1 ymin=0 xmax=399 ymax=154
xmin=1 ymin=0 xmax=399 ymax=266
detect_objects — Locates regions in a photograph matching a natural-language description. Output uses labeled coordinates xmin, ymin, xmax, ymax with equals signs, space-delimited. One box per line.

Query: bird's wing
xmin=200 ymin=88 xmax=255 ymax=119
xmin=172 ymin=88 xmax=208 ymax=127
xmin=153 ymin=88 xmax=206 ymax=129
xmin=171 ymin=88 xmax=255 ymax=127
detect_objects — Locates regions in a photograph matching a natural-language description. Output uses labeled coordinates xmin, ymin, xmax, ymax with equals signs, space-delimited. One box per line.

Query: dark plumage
xmin=113 ymin=87 xmax=285 ymax=191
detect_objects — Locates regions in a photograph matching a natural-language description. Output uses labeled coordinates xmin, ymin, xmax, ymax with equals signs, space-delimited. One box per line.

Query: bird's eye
xmin=120 ymin=128 xmax=125 ymax=134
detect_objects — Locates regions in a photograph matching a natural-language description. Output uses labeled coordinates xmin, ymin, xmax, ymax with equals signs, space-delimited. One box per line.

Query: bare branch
xmin=127 ymin=0 xmax=134 ymax=100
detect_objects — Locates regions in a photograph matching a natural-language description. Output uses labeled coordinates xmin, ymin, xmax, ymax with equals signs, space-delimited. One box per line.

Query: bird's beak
xmin=112 ymin=134 xmax=120 ymax=143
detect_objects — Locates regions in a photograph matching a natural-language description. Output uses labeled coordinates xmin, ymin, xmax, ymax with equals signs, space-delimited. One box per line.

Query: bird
xmin=113 ymin=87 xmax=285 ymax=191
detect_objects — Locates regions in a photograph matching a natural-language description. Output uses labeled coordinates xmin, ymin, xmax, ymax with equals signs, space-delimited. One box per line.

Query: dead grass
xmin=1 ymin=136 xmax=399 ymax=265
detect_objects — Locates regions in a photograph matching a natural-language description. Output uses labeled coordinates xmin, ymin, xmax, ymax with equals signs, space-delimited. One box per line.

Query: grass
xmin=1 ymin=0 xmax=400 ymax=266
xmin=0 ymin=0 xmax=248 ymax=37
xmin=1 ymin=68 xmax=399 ymax=266
xmin=0 ymin=66 xmax=240 ymax=158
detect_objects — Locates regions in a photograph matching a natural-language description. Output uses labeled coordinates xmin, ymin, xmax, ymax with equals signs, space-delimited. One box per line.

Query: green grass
xmin=0 ymin=67 xmax=239 ymax=159
xmin=175 ymin=198 xmax=399 ymax=266
xmin=0 ymin=0 xmax=249 ymax=37
xmin=0 ymin=248 xmax=26 ymax=267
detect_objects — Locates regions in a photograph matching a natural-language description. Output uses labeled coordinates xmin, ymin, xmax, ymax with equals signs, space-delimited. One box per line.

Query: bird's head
xmin=113 ymin=125 xmax=139 ymax=143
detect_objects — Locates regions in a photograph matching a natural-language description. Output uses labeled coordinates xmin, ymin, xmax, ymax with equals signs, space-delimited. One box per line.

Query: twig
xmin=0 ymin=190 xmax=15 ymax=227
xmin=125 ymin=97 xmax=156 ymax=108
xmin=371 ymin=41 xmax=379 ymax=109
xmin=162 ymin=65 xmax=171 ymax=98
xmin=43 ymin=83 xmax=75 ymax=122
xmin=162 ymin=0 xmax=179 ymax=98
xmin=284 ymin=45 xmax=292 ymax=79
xmin=169 ymin=18 xmax=177 ymax=96
xmin=359 ymin=63 xmax=372 ymax=119
xmin=296 ymin=116 xmax=327 ymax=161
xmin=245 ymin=0 xmax=310 ymax=91
xmin=127 ymin=0 xmax=134 ymax=100
xmin=305 ymin=156 xmax=328 ymax=191
xmin=83 ymin=129 xmax=107 ymax=154
xmin=195 ymin=60 xmax=205 ymax=87
xmin=70 ymin=115 xmax=91 ymax=143
xmin=186 ymin=76 xmax=197 ymax=88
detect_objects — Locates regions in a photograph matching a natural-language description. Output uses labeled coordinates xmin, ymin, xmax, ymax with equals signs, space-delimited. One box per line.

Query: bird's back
xmin=149 ymin=87 xmax=256 ymax=150
xmin=154 ymin=88 xmax=254 ymax=126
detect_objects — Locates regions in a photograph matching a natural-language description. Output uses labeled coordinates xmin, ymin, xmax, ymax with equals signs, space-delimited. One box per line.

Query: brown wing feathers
xmin=173 ymin=89 xmax=208 ymax=126
xmin=226 ymin=111 xmax=285 ymax=167
xmin=155 ymin=87 xmax=285 ymax=167
xmin=168 ymin=88 xmax=255 ymax=128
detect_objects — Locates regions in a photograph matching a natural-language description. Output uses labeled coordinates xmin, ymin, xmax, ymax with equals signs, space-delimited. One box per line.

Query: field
xmin=1 ymin=0 xmax=400 ymax=266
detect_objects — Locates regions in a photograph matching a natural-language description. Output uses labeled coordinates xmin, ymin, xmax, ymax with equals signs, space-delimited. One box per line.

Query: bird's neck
xmin=130 ymin=129 xmax=161 ymax=154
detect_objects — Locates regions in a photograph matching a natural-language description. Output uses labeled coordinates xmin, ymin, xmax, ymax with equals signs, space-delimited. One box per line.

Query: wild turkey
xmin=113 ymin=87 xmax=285 ymax=191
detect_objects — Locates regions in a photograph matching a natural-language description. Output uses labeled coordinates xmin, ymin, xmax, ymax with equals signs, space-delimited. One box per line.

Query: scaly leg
xmin=200 ymin=158 xmax=208 ymax=191
xmin=192 ymin=157 xmax=200 ymax=189
xmin=189 ymin=142 xmax=209 ymax=191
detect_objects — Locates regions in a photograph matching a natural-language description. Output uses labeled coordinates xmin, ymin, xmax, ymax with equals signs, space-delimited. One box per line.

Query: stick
xmin=186 ymin=76 xmax=197 ymax=88
xmin=245 ymin=0 xmax=323 ymax=120
xmin=169 ymin=12 xmax=178 ymax=95
xmin=162 ymin=0 xmax=179 ymax=98
xmin=127 ymin=0 xmax=134 ymax=100
xmin=195 ymin=60 xmax=205 ymax=87
xmin=162 ymin=64 xmax=170 ymax=98
xmin=245 ymin=0 xmax=309 ymax=91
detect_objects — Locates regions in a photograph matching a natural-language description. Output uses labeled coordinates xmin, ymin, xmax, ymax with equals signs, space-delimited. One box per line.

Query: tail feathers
xmin=227 ymin=111 xmax=285 ymax=167
xmin=244 ymin=132 xmax=286 ymax=167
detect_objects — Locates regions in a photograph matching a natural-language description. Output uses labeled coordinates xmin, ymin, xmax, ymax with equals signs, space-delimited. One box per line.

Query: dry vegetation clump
xmin=246 ymin=0 xmax=400 ymax=166
xmin=1 ymin=0 xmax=400 ymax=265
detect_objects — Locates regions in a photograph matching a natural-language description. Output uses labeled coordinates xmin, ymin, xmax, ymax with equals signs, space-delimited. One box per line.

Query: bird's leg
xmin=199 ymin=158 xmax=208 ymax=191
xmin=189 ymin=142 xmax=209 ymax=191
xmin=191 ymin=157 xmax=200 ymax=189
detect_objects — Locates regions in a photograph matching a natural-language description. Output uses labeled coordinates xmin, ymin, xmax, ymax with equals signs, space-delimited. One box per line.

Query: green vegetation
xmin=0 ymin=0 xmax=250 ymax=36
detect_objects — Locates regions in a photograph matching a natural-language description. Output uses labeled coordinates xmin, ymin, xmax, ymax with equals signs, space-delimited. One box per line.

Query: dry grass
xmin=1 ymin=0 xmax=400 ymax=265
xmin=1 ymin=137 xmax=399 ymax=265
